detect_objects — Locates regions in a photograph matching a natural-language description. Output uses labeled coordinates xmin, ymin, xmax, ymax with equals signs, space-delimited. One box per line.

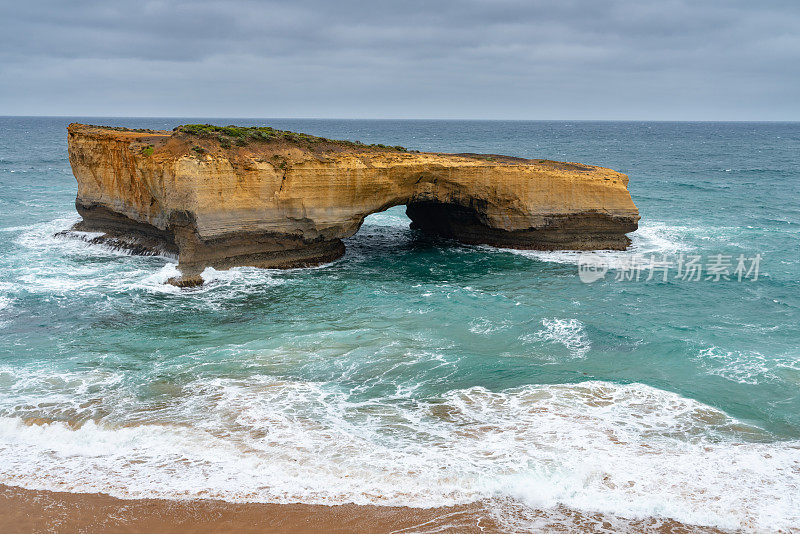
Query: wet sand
xmin=0 ymin=485 xmax=492 ymax=534
xmin=0 ymin=485 xmax=726 ymax=533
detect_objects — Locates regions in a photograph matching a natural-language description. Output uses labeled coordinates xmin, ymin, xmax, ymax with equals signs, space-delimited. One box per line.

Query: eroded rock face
xmin=67 ymin=124 xmax=639 ymax=284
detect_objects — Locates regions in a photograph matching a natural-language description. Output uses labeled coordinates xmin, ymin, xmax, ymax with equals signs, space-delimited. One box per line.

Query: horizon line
xmin=1 ymin=115 xmax=799 ymax=123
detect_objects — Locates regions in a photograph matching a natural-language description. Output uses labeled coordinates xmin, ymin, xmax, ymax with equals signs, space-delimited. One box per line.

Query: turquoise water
xmin=0 ymin=117 xmax=798 ymax=531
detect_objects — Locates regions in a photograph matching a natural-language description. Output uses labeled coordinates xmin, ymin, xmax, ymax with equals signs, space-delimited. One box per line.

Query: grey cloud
xmin=0 ymin=0 xmax=798 ymax=119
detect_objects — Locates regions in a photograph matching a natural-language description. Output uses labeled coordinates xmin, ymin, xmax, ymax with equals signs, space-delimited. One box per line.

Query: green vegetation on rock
xmin=175 ymin=124 xmax=407 ymax=151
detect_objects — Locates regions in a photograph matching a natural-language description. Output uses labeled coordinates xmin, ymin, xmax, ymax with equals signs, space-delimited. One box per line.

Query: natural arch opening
xmin=354 ymin=200 xmax=498 ymax=247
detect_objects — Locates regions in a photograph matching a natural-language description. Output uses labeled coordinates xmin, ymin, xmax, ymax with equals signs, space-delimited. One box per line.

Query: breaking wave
xmin=499 ymin=220 xmax=737 ymax=269
xmin=0 ymin=371 xmax=797 ymax=531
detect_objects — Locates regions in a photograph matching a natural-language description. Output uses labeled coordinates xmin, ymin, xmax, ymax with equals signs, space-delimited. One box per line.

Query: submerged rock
xmin=67 ymin=123 xmax=639 ymax=285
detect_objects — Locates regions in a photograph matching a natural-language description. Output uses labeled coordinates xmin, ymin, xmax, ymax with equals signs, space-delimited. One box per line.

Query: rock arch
xmin=67 ymin=124 xmax=639 ymax=285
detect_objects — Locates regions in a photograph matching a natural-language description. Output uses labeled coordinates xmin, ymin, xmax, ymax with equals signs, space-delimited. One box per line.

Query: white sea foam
xmin=1 ymin=216 xmax=286 ymax=299
xmin=468 ymin=317 xmax=512 ymax=335
xmin=14 ymin=216 xmax=116 ymax=256
xmin=0 ymin=374 xmax=797 ymax=531
xmin=522 ymin=318 xmax=591 ymax=359
xmin=3 ymin=217 xmax=167 ymax=296
xmin=361 ymin=206 xmax=411 ymax=229
xmin=695 ymin=346 xmax=800 ymax=385
xmin=498 ymin=221 xmax=733 ymax=269
xmin=200 ymin=266 xmax=284 ymax=287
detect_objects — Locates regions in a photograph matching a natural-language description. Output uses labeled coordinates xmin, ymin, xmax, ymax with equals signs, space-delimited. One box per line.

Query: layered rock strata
xmin=67 ymin=124 xmax=639 ymax=285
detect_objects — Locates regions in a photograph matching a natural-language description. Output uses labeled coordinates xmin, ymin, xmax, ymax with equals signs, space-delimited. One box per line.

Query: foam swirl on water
xmin=522 ymin=318 xmax=591 ymax=359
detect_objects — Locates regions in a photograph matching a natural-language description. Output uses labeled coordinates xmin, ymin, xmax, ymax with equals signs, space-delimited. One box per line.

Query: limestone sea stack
xmin=66 ymin=123 xmax=640 ymax=285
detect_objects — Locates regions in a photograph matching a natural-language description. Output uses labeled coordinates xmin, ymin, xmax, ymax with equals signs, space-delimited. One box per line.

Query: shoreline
xmin=0 ymin=485 xmax=492 ymax=534
xmin=0 ymin=485 xmax=727 ymax=533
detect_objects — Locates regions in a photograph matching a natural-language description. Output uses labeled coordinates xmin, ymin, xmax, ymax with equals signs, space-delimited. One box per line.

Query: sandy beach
xmin=0 ymin=485 xmax=492 ymax=533
xmin=0 ymin=485 xmax=729 ymax=534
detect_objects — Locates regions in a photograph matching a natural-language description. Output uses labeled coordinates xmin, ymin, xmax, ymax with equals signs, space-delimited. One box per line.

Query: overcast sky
xmin=1 ymin=0 xmax=798 ymax=120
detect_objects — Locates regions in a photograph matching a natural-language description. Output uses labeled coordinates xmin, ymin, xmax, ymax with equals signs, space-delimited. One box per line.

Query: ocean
xmin=0 ymin=117 xmax=798 ymax=531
